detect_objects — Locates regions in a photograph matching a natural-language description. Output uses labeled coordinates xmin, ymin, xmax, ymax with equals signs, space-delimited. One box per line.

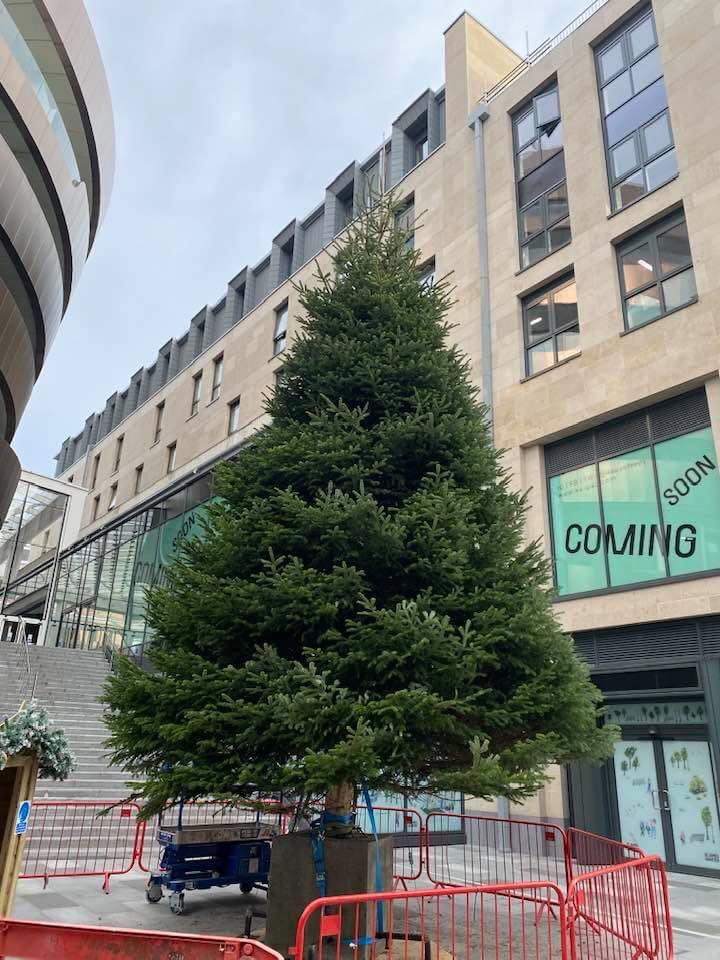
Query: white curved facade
xmin=0 ymin=0 xmax=114 ymax=519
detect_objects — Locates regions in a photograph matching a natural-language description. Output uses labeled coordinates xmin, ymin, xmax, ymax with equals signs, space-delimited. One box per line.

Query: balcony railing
xmin=484 ymin=0 xmax=610 ymax=102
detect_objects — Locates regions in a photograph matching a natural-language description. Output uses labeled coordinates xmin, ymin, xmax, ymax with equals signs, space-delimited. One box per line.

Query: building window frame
xmin=190 ymin=371 xmax=203 ymax=417
xmin=108 ymin=483 xmax=117 ymax=512
xmin=513 ymin=82 xmax=570 ymax=270
xmin=166 ymin=442 xmax=177 ymax=474
xmin=153 ymin=401 xmax=165 ymax=444
xmin=522 ymin=273 xmax=580 ymax=376
xmin=92 ymin=495 xmax=99 ymax=521
xmin=616 ymin=209 xmax=697 ymax=331
xmin=545 ymin=391 xmax=718 ymax=599
xmin=228 ymin=397 xmax=241 ymax=436
xmin=395 ymin=196 xmax=415 ymax=252
xmin=90 ymin=453 xmax=100 ymax=489
xmin=418 ymin=258 xmax=436 ymax=289
xmin=113 ymin=435 xmax=123 ymax=473
xmin=210 ymin=354 xmax=224 ymax=402
xmin=595 ymin=6 xmax=676 ymax=212
xmin=273 ymin=303 xmax=289 ymax=357
xmin=134 ymin=464 xmax=143 ymax=495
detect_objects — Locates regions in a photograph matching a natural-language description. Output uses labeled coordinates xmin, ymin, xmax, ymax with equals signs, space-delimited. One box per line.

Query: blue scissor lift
xmin=145 ymin=802 xmax=278 ymax=915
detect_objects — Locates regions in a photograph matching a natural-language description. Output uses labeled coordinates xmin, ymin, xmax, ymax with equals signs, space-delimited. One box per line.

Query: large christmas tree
xmin=105 ymin=195 xmax=614 ymax=818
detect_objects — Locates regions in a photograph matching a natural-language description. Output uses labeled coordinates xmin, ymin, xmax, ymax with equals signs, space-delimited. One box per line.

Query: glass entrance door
xmin=613 ymin=739 xmax=666 ymax=857
xmin=662 ymin=740 xmax=720 ymax=870
xmin=614 ymin=735 xmax=720 ymax=872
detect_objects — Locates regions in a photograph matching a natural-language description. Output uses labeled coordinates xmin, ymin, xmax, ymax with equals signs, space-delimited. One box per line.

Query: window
xmin=274 ymin=368 xmax=285 ymax=389
xmin=523 ymin=275 xmax=579 ymax=375
xmin=513 ymin=83 xmax=570 ymax=268
xmin=90 ymin=454 xmax=100 ymax=489
xmin=92 ymin=495 xmax=100 ymax=521
xmin=154 ymin=401 xmax=165 ymax=444
xmin=108 ymin=483 xmax=117 ymax=511
xmin=414 ymin=135 xmax=429 ymax=165
xmin=166 ymin=442 xmax=177 ymax=474
xmin=546 ymin=391 xmax=720 ymax=596
xmin=395 ymin=198 xmax=415 ymax=251
xmin=273 ymin=304 xmax=289 ymax=356
xmin=134 ymin=464 xmax=143 ymax=495
xmin=596 ymin=8 xmax=676 ymax=211
xmin=211 ymin=354 xmax=224 ymax=402
xmin=190 ymin=372 xmax=202 ymax=416
xmin=113 ymin=436 xmax=123 ymax=472
xmin=228 ymin=397 xmax=241 ymax=435
xmin=419 ymin=259 xmax=436 ymax=289
xmin=617 ymin=211 xmax=696 ymax=329
xmin=67 ymin=475 xmax=73 ymax=485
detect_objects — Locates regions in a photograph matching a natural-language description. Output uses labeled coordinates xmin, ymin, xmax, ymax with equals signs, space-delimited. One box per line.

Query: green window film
xmin=549 ymin=425 xmax=720 ymax=596
xmin=655 ymin=427 xmax=720 ymax=577
xmin=550 ymin=464 xmax=608 ymax=596
xmin=599 ymin=448 xmax=666 ymax=587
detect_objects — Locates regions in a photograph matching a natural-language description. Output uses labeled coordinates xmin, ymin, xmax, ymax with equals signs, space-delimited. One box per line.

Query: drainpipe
xmin=467 ymin=102 xmax=493 ymax=441
xmin=469 ymin=101 xmax=511 ymax=830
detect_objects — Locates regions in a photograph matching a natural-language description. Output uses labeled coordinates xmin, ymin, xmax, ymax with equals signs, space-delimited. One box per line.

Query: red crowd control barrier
xmin=566 ymin=827 xmax=644 ymax=878
xmin=355 ymin=805 xmax=424 ymax=884
xmin=425 ymin=812 xmax=569 ymax=897
xmin=291 ymin=881 xmax=569 ymax=960
xmin=19 ymin=799 xmax=143 ymax=893
xmin=0 ymin=918 xmax=283 ymax=960
xmin=567 ymin=855 xmax=673 ymax=960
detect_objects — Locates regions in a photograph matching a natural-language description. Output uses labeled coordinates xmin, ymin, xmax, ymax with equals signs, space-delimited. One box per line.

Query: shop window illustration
xmin=689 ymin=774 xmax=708 ymax=795
xmin=702 ymin=807 xmax=716 ymax=842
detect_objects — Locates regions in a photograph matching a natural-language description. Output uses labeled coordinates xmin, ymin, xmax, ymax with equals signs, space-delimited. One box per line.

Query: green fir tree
xmin=104 ymin=194 xmax=616 ymax=819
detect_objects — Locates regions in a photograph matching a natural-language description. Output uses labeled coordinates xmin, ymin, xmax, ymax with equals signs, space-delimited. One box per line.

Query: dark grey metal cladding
xmin=390 ymin=88 xmax=445 ymax=186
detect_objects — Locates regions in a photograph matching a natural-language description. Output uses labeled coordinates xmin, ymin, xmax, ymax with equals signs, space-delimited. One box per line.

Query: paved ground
xmin=13 ymin=866 xmax=720 ymax=958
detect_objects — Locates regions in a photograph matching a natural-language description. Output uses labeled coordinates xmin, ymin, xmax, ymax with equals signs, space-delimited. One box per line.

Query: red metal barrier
xmin=0 ymin=918 xmax=283 ymax=959
xmin=355 ymin=805 xmax=424 ymax=884
xmin=567 ymin=855 xmax=673 ymax=960
xmin=566 ymin=828 xmax=644 ymax=880
xmin=138 ymin=799 xmax=284 ymax=873
xmin=19 ymin=799 xmax=143 ymax=893
xmin=425 ymin=812 xmax=569 ymax=898
xmin=291 ymin=881 xmax=569 ymax=960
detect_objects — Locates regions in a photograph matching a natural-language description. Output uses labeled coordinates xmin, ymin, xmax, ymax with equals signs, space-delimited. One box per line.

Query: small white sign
xmin=15 ymin=799 xmax=31 ymax=835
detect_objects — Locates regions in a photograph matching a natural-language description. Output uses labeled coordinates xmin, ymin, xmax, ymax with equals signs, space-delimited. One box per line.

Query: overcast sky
xmin=14 ymin=0 xmax=582 ymax=475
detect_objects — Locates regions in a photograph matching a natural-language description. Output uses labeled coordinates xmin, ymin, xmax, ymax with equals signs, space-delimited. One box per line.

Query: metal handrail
xmin=484 ymin=0 xmax=610 ymax=102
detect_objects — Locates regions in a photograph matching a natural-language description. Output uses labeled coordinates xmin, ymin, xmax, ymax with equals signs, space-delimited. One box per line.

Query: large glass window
xmin=618 ymin=211 xmax=697 ymax=329
xmin=547 ymin=400 xmax=720 ymax=596
xmin=523 ymin=274 xmax=579 ymax=375
xmin=513 ymin=83 xmax=570 ymax=269
xmin=45 ymin=473 xmax=214 ymax=656
xmin=596 ymin=8 xmax=676 ymax=211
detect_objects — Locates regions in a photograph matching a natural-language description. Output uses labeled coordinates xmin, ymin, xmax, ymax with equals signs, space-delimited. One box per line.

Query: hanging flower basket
xmin=0 ymin=702 xmax=74 ymax=781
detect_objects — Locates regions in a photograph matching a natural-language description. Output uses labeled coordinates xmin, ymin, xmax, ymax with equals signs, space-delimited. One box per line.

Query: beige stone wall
xmin=483 ymin=0 xmax=720 ymax=637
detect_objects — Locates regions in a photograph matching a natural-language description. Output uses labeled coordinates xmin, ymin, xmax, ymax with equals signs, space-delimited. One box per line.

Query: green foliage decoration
xmin=0 ymin=702 xmax=75 ymax=780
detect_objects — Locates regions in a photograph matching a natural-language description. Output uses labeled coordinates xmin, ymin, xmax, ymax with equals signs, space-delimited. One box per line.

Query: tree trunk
xmin=324 ymin=781 xmax=355 ymax=836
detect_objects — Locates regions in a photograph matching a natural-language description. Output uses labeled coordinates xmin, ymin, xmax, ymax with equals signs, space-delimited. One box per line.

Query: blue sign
xmin=15 ymin=799 xmax=31 ymax=835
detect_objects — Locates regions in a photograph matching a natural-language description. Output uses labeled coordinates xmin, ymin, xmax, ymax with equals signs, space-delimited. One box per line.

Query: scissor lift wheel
xmin=169 ymin=891 xmax=185 ymax=915
xmin=145 ymin=880 xmax=163 ymax=903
